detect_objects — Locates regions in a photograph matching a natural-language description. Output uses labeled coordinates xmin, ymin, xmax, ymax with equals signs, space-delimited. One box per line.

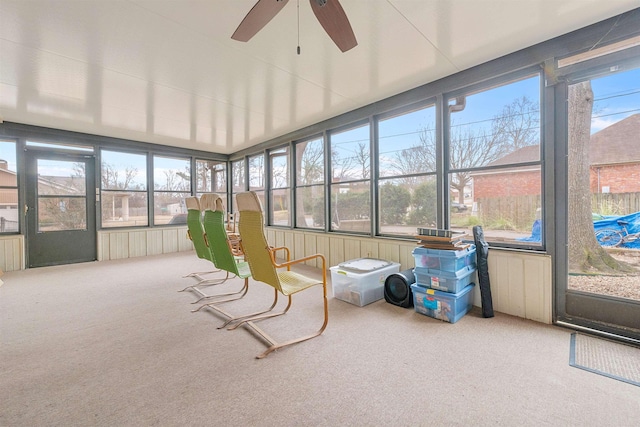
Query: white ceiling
xmin=1 ymin=0 xmax=638 ymax=155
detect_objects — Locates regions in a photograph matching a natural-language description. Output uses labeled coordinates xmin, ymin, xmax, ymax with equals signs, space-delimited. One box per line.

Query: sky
xmin=590 ymin=67 xmax=640 ymax=133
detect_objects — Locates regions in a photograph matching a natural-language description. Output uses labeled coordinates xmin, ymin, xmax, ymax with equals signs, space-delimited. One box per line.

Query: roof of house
xmin=487 ymin=145 xmax=540 ymax=167
xmin=590 ymin=113 xmax=640 ymax=165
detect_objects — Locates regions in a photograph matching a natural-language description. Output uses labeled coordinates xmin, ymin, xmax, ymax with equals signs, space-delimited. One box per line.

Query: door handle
xmin=24 ymin=204 xmax=29 ymax=215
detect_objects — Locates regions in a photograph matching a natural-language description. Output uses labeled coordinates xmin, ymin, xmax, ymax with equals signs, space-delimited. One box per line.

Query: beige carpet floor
xmin=1 ymin=251 xmax=640 ymax=426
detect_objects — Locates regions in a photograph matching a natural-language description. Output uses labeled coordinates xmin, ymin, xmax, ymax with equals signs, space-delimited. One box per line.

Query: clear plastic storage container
xmin=330 ymin=258 xmax=400 ymax=306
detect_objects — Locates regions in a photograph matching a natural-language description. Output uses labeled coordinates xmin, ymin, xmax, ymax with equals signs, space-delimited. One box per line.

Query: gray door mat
xmin=570 ymin=332 xmax=640 ymax=387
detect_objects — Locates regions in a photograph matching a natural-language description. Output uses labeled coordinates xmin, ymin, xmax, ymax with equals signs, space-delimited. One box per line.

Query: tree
xmin=295 ymin=140 xmax=324 ymax=227
xmin=101 ymin=162 xmax=139 ymax=190
xmin=567 ymin=81 xmax=633 ymax=274
xmin=380 ymin=182 xmax=410 ymax=225
xmin=408 ymin=181 xmax=437 ymax=226
xmin=353 ymin=141 xmax=370 ymax=179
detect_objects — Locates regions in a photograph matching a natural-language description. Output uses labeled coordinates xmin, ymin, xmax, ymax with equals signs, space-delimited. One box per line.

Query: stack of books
xmin=415 ymin=227 xmax=470 ymax=250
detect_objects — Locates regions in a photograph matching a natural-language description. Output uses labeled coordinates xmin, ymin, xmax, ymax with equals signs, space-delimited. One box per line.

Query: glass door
xmin=25 ymin=150 xmax=96 ymax=267
xmin=562 ymin=65 xmax=640 ymax=340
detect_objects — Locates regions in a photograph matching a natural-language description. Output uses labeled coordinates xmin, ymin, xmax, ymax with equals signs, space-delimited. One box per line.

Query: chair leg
xmin=182 ymin=268 xmax=221 ymax=280
xmin=218 ymin=288 xmax=280 ymax=329
xmin=190 ymin=277 xmax=249 ymax=312
xmin=248 ymin=289 xmax=329 ymax=359
xmin=190 ymin=275 xmax=247 ymax=304
xmin=226 ymin=292 xmax=292 ymax=331
xmin=178 ymin=271 xmax=231 ymax=293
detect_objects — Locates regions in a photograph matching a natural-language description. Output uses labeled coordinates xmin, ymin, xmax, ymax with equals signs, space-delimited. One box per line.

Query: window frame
xmin=294 ymin=135 xmax=326 ymax=230
xmin=443 ymin=69 xmax=545 ymax=249
xmin=0 ymin=139 xmax=19 ymax=234
xmin=268 ymin=145 xmax=290 ymax=227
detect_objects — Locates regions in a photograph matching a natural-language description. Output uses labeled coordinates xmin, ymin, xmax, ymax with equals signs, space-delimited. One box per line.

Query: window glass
xmin=296 ymin=185 xmax=325 ymax=228
xmin=449 ymin=77 xmax=540 ymax=170
xmin=296 ymin=138 xmax=324 ymax=185
xmin=331 ymin=124 xmax=370 ymax=182
xmin=0 ymin=140 xmax=19 ymax=233
xmin=196 ymin=159 xmax=226 ymax=200
xmin=248 ymin=154 xmax=265 ymax=190
xmin=295 ymin=137 xmax=325 ymax=229
xmin=153 ymin=155 xmax=190 ymax=225
xmin=379 ymin=175 xmax=437 ymax=235
xmin=248 ymin=154 xmax=265 ymax=211
xmin=330 ymin=123 xmax=370 ymax=232
xmin=331 ymin=181 xmax=370 ymax=233
xmin=36 ymin=159 xmax=86 ymax=231
xmin=377 ymin=105 xmax=437 ymax=236
xmin=270 ymin=147 xmax=289 ymax=226
xmin=448 ymin=75 xmax=542 ymax=245
xmin=231 ymin=159 xmax=245 ymax=213
xmin=101 ymin=150 xmax=148 ymax=228
xmin=379 ymin=106 xmax=436 ymax=177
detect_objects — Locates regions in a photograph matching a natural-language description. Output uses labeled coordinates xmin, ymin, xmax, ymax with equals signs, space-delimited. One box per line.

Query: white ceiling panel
xmin=1 ymin=0 xmax=639 ymax=154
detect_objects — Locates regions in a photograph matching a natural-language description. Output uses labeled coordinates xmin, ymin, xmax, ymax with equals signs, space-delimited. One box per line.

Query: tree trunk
xmin=567 ymin=81 xmax=634 ymax=274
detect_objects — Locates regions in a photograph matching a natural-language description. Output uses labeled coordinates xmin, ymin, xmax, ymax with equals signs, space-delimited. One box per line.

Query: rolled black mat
xmin=473 ymin=225 xmax=494 ymax=318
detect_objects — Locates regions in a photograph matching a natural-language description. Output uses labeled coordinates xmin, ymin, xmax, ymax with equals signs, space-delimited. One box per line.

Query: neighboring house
xmin=473 ymin=113 xmax=640 ymax=199
xmin=588 ymin=113 xmax=640 ymax=194
xmin=0 ymin=161 xmax=18 ymax=231
xmin=472 ymin=145 xmax=541 ymax=200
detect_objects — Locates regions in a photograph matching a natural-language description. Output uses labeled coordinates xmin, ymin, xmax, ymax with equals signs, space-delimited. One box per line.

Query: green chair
xmin=233 ymin=191 xmax=328 ymax=359
xmin=179 ymin=196 xmax=233 ymax=300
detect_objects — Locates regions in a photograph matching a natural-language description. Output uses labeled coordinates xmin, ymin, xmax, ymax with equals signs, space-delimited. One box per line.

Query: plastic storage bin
xmin=412 ymin=245 xmax=476 ymax=274
xmin=411 ymin=283 xmax=475 ymax=323
xmin=413 ymin=266 xmax=476 ymax=294
xmin=331 ymin=258 xmax=401 ymax=306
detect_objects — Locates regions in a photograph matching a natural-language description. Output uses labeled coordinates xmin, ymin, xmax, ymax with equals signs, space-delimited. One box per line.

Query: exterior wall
xmin=590 ymin=163 xmax=640 ymax=193
xmin=473 ymin=170 xmax=541 ymax=199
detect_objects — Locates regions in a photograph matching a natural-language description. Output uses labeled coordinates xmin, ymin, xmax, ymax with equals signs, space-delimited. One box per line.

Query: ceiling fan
xmin=231 ymin=0 xmax=358 ymax=52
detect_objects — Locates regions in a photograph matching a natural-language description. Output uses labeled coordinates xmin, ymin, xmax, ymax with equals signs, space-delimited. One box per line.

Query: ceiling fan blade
xmin=231 ymin=0 xmax=290 ymax=42
xmin=309 ymin=0 xmax=357 ymax=52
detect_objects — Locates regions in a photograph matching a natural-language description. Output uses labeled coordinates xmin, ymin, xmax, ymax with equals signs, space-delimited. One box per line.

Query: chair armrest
xmin=227 ymin=237 xmax=244 ymax=256
xmin=270 ymin=252 xmax=326 ymax=273
xmin=269 ymin=246 xmax=291 ymax=263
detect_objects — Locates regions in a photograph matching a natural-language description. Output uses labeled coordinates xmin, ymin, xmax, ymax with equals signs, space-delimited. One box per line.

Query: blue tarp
xmin=518 ymin=212 xmax=640 ymax=248
xmin=518 ymin=219 xmax=541 ymax=242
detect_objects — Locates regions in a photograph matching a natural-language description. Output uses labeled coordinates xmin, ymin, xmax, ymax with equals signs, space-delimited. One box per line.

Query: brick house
xmin=472 ymin=145 xmax=541 ymax=199
xmin=472 ymin=113 xmax=640 ymax=199
xmin=588 ymin=113 xmax=640 ymax=193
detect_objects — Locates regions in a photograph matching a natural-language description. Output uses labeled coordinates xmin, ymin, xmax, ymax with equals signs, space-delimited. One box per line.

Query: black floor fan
xmin=384 ymin=269 xmax=416 ymax=308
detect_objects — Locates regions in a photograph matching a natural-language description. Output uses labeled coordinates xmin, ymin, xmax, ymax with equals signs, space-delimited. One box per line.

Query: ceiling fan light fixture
xmin=231 ymin=0 xmax=357 ymax=52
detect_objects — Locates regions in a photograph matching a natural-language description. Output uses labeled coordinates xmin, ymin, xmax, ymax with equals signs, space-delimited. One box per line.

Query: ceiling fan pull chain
xmin=297 ymin=0 xmax=301 ymax=55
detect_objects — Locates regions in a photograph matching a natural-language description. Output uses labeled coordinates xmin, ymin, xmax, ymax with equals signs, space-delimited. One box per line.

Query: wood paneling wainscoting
xmin=0 ymin=235 xmax=24 ymax=272
xmin=97 ymin=226 xmax=192 ymax=261
xmin=1 ymin=228 xmax=551 ymax=324
xmin=266 ymin=228 xmax=553 ymax=324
